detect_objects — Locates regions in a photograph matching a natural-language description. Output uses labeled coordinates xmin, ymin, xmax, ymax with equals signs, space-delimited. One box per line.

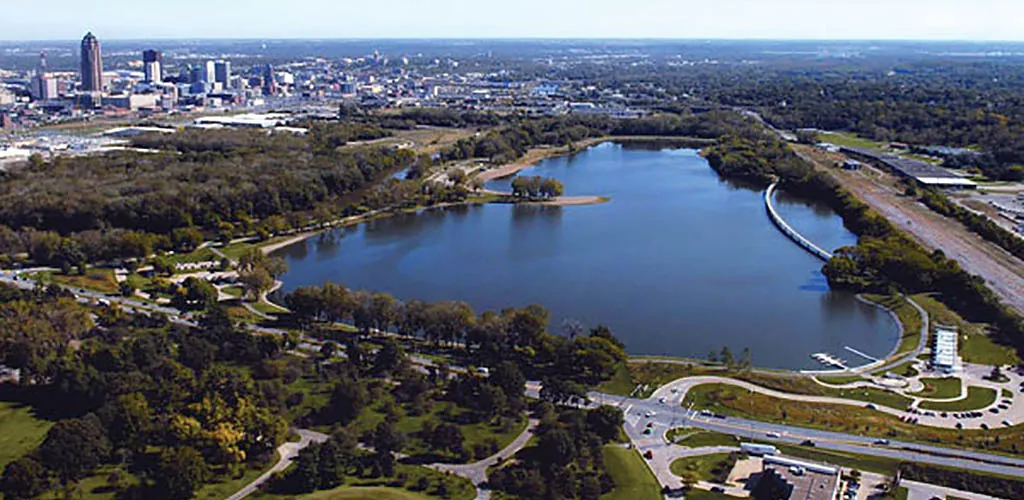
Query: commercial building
xmin=214 ymin=61 xmax=231 ymax=87
xmin=204 ymin=60 xmax=217 ymax=83
xmin=932 ymin=326 xmax=962 ymax=374
xmin=262 ymin=64 xmax=277 ymax=95
xmin=143 ymin=50 xmax=162 ymax=83
xmin=80 ymin=32 xmax=103 ymax=92
xmin=753 ymin=456 xmax=840 ymax=500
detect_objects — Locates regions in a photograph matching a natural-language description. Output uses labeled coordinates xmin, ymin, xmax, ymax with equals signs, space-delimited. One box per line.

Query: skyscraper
xmin=143 ymin=49 xmax=162 ymax=84
xmin=204 ymin=60 xmax=216 ymax=83
xmin=214 ymin=60 xmax=231 ymax=87
xmin=32 ymin=52 xmax=58 ymax=101
xmin=262 ymin=64 xmax=277 ymax=96
xmin=80 ymin=32 xmax=103 ymax=92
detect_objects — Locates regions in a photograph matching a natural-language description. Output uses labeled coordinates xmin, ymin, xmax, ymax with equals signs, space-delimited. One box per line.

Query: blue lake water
xmin=274 ymin=143 xmax=899 ymax=369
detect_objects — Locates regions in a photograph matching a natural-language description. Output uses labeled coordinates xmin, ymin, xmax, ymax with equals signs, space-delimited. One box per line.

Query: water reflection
xmin=274 ymin=145 xmax=899 ymax=369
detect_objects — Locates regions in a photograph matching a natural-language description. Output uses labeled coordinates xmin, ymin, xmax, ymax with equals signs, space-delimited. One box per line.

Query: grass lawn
xmin=817 ymin=131 xmax=888 ymax=151
xmin=815 ymin=374 xmax=866 ymax=386
xmin=38 ymin=466 xmax=139 ymax=500
xmin=683 ymin=383 xmax=1024 ymax=456
xmin=38 ymin=268 xmax=120 ymax=294
xmin=601 ymin=445 xmax=662 ymax=500
xmin=668 ymin=453 xmax=736 ymax=483
xmin=874 ymin=359 xmax=920 ymax=378
xmin=222 ymin=285 xmax=245 ymax=298
xmin=683 ymin=491 xmax=736 ymax=500
xmin=911 ymin=295 xmax=1019 ymax=366
xmin=194 ymin=455 xmax=279 ymax=500
xmin=298 ymin=487 xmax=438 ymax=499
xmin=597 ymin=362 xmax=721 ymax=398
xmin=910 ymin=378 xmax=963 ymax=400
xmin=666 ymin=429 xmax=741 ymax=448
xmin=862 ymin=294 xmax=923 ymax=358
xmin=163 ymin=247 xmax=218 ymax=265
xmin=0 ymin=401 xmax=54 ymax=468
xmin=919 ymin=387 xmax=998 ymax=412
xmin=885 ymin=486 xmax=909 ymax=500
xmin=253 ymin=463 xmax=474 ymax=500
xmin=254 ymin=299 xmax=290 ymax=314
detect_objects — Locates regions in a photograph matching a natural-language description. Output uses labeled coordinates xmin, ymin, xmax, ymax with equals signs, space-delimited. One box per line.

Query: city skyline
xmin=3 ymin=0 xmax=1024 ymax=41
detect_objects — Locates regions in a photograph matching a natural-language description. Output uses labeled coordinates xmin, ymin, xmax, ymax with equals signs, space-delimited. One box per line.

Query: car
xmin=941 ymin=412 xmax=948 ymax=418
xmin=767 ymin=432 xmax=781 ymax=439
xmin=700 ymin=410 xmax=713 ymax=417
xmin=800 ymin=440 xmax=816 ymax=447
xmin=981 ymin=423 xmax=990 ymax=430
xmin=644 ymin=450 xmax=654 ymax=459
xmin=990 ymin=408 xmax=1000 ymax=414
xmin=658 ymin=397 xmax=667 ymax=404
xmin=865 ymin=403 xmax=877 ymax=410
xmin=956 ymin=422 xmax=963 ymax=429
xmin=646 ymin=422 xmax=653 ymax=427
xmin=874 ymin=439 xmax=890 ymax=445
xmin=1003 ymin=420 xmax=1012 ymax=426
xmin=643 ymin=428 xmax=653 ymax=435
xmin=645 ymin=411 xmax=657 ymax=418
xmin=711 ymin=486 xmax=726 ymax=494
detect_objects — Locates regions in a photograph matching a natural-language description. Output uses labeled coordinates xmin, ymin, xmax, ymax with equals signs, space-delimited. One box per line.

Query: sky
xmin=2 ymin=0 xmax=1024 ymax=41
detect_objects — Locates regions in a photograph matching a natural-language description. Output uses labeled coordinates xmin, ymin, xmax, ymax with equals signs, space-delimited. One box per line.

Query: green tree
xmin=156 ymin=446 xmax=210 ymax=500
xmin=38 ymin=414 xmax=111 ymax=482
xmin=1 ymin=457 xmax=47 ymax=499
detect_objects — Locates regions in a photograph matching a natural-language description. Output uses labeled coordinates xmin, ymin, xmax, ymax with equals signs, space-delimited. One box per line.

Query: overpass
xmin=765 ymin=182 xmax=834 ymax=262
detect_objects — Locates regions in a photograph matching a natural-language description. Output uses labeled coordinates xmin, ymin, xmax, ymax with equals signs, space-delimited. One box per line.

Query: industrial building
xmin=840 ymin=146 xmax=977 ymax=189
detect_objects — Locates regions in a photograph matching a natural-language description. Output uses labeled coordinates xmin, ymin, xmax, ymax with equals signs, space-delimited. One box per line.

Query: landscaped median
xmin=683 ymin=383 xmax=1024 ymax=456
xmin=910 ymin=377 xmax=963 ymax=399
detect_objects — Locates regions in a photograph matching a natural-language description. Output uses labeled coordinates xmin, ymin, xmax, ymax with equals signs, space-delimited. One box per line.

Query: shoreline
xmin=475 ymin=135 xmax=715 ymax=183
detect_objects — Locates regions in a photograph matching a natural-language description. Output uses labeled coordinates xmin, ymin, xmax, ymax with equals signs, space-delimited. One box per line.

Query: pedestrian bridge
xmin=764 ymin=182 xmax=834 ymax=262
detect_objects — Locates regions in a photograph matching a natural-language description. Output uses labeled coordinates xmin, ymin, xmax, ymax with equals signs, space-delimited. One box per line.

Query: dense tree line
xmin=510 ymin=176 xmax=564 ymax=200
xmin=284 ymin=284 xmax=626 ymax=389
xmin=0 ymin=287 xmax=290 ymax=499
xmin=0 ymin=127 xmax=417 ymax=266
xmin=898 ymin=462 xmax=1024 ymax=499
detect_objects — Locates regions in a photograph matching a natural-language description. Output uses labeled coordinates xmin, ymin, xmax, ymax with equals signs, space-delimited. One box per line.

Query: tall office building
xmin=214 ymin=60 xmax=231 ymax=87
xmin=204 ymin=60 xmax=216 ymax=83
xmin=262 ymin=64 xmax=277 ymax=96
xmin=143 ymin=49 xmax=162 ymax=83
xmin=80 ymin=32 xmax=103 ymax=92
xmin=32 ymin=52 xmax=58 ymax=101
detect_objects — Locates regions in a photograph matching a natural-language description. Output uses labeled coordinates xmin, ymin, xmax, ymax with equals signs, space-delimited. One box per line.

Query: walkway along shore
xmin=764 ymin=181 xmax=834 ymax=261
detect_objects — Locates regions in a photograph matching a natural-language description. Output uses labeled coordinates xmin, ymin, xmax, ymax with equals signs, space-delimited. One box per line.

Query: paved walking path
xmin=429 ymin=419 xmax=539 ymax=500
xmin=225 ymin=429 xmax=328 ymax=500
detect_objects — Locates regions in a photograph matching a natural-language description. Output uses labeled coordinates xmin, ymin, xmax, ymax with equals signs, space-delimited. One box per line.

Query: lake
xmin=273 ymin=142 xmax=899 ymax=369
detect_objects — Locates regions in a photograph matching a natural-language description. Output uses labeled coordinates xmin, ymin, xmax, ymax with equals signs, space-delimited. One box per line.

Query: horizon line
xmin=3 ymin=36 xmax=1024 ymax=44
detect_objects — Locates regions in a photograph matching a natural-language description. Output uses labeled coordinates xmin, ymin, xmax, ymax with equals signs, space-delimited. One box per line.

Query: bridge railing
xmin=764 ymin=182 xmax=834 ymax=262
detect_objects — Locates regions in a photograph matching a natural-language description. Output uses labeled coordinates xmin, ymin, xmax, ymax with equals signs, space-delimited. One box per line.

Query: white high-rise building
xmin=143 ymin=50 xmax=162 ymax=84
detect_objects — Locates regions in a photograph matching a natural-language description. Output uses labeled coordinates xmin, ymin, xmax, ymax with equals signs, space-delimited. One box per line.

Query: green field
xmin=911 ymin=295 xmax=1019 ymax=366
xmin=296 ymin=487 xmax=437 ymax=500
xmin=601 ymin=445 xmax=662 ymax=500
xmin=35 ymin=268 xmax=120 ymax=294
xmin=911 ymin=378 xmax=963 ymax=400
xmin=0 ymin=401 xmax=54 ymax=468
xmin=919 ymin=387 xmax=998 ymax=412
xmin=817 ymin=131 xmax=888 ymax=151
xmin=875 ymin=359 xmax=920 ymax=378
xmin=666 ymin=429 xmax=741 ymax=448
xmin=668 ymin=453 xmax=736 ymax=483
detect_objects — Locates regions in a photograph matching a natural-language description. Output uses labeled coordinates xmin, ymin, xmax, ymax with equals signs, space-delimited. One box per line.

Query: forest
xmin=0 ymin=276 xmax=630 ymax=499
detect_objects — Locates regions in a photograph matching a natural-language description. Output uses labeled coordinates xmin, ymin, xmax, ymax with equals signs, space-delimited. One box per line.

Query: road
xmin=584 ymin=383 xmax=1024 ymax=481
